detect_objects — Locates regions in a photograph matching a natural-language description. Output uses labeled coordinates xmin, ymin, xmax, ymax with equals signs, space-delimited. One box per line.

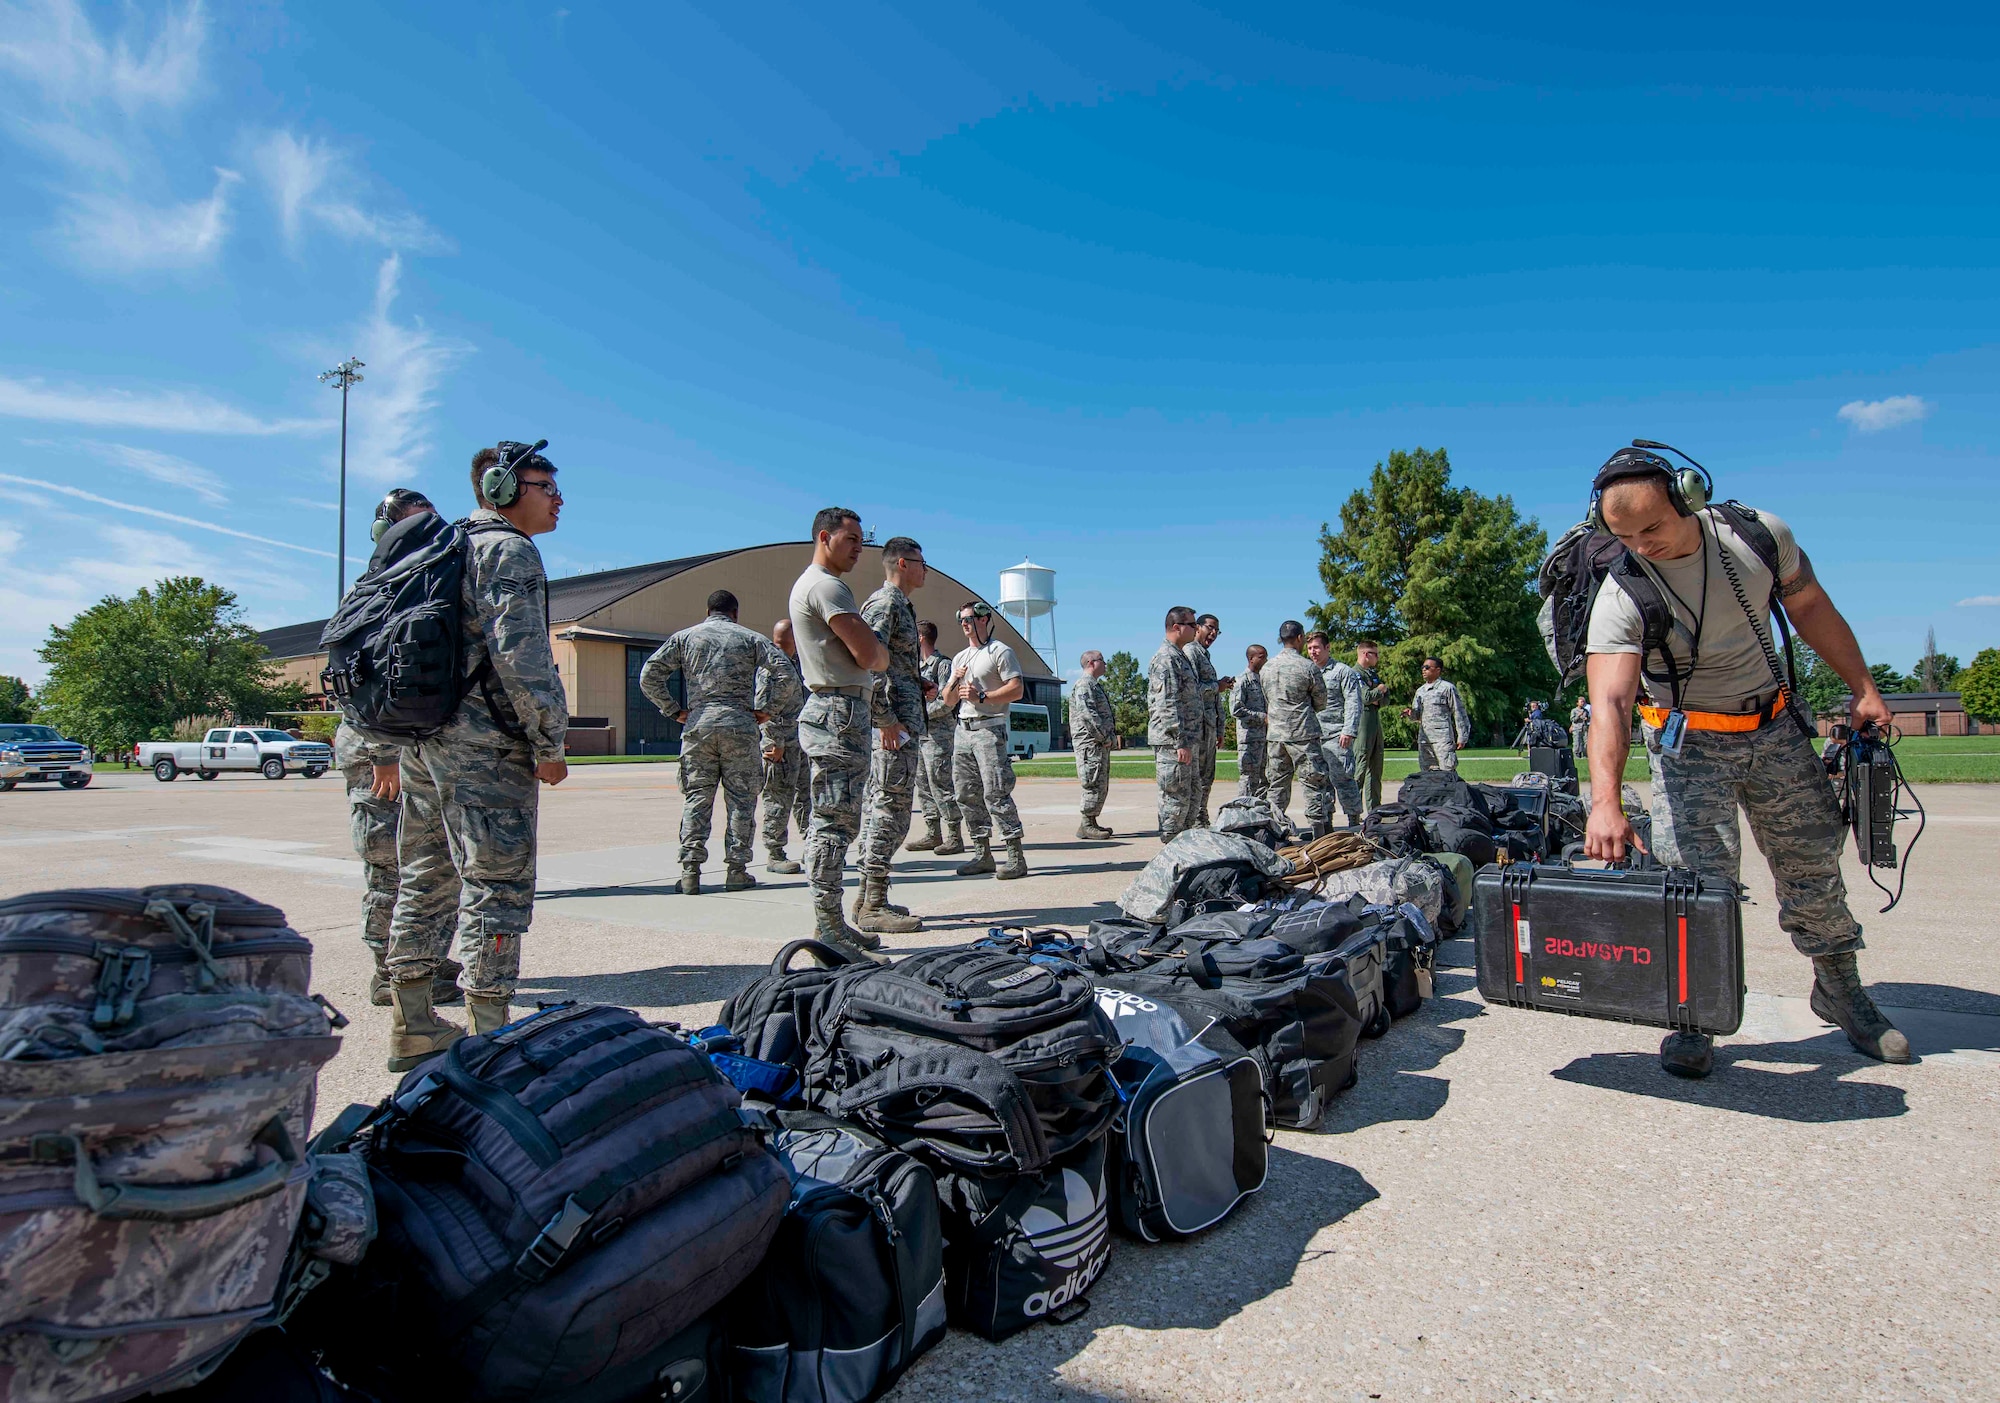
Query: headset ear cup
xmin=1678 ymin=469 xmax=1707 ymax=515
xmin=482 ymin=464 xmax=517 ymax=507
xmin=371 ymin=517 xmax=389 ymax=543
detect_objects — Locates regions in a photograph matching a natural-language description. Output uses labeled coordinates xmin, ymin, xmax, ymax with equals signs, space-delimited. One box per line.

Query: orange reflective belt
xmin=1638 ymin=692 xmax=1787 ymax=734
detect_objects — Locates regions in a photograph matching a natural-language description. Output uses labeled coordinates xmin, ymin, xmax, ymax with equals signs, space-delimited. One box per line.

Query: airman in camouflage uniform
xmin=1407 ymin=658 xmax=1473 ymax=772
xmin=1150 ymin=609 xmax=1204 ymax=842
xmin=1182 ymin=616 xmax=1222 ymax=826
xmin=1264 ymin=621 xmax=1332 ymax=835
xmin=757 ymin=620 xmax=811 ymax=873
xmin=854 ymin=539 xmax=933 ymax=934
xmin=1071 ymin=650 xmax=1117 ymax=839
xmin=907 ymin=622 xmax=964 ymax=854
xmin=1583 ymin=461 xmax=1909 ymax=1079
xmin=1352 ymin=640 xmax=1389 ymax=814
xmin=1308 ymin=632 xmax=1367 ymax=825
xmin=335 ymin=722 xmax=460 ymax=1007
xmin=388 ymin=444 xmax=570 ymax=1068
xmin=1231 ymin=645 xmax=1270 ymax=799
xmin=642 ymin=591 xmax=799 ymax=894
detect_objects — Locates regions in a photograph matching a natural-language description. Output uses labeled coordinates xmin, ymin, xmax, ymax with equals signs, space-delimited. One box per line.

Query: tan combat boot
xmin=467 ymin=996 xmax=512 ymax=1036
xmin=814 ymin=900 xmax=887 ymax=963
xmin=432 ymin=957 xmax=465 ymax=1006
xmin=386 ymin=980 xmax=465 ymax=1073
xmin=853 ymin=873 xmax=923 ymax=935
xmin=906 ymin=818 xmax=942 ymax=852
xmin=934 ymin=821 xmax=966 ymax=856
xmin=368 ymin=947 xmax=392 ymax=1007
xmin=995 ymin=838 xmax=1029 ymax=881
xmin=766 ymin=847 xmax=803 ymax=875
xmin=1810 ymin=953 xmax=1913 ymax=1063
xmin=679 ymin=865 xmax=701 ymax=896
xmin=955 ymin=837 xmax=995 ymax=876
xmin=725 ymin=864 xmax=758 ymax=891
xmin=1076 ymin=816 xmax=1113 ymax=841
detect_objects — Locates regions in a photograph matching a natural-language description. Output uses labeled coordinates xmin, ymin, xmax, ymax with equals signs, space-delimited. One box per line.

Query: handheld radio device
xmin=1825 ymin=722 xmax=1924 ymax=912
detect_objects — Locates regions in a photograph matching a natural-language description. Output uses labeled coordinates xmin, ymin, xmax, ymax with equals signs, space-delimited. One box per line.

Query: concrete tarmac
xmin=4 ymin=765 xmax=1994 ymax=1400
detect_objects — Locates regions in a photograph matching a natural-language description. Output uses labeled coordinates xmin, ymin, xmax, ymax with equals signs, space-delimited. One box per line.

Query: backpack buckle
xmin=516 ymin=1194 xmax=593 ymax=1282
xmin=392 ymin=1073 xmax=445 ymax=1116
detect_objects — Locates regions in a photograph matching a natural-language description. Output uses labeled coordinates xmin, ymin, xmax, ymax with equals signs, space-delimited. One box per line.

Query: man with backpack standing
xmin=1406 ymin=657 xmax=1472 ymax=772
xmin=853 ymin=538 xmax=933 ymax=934
xmin=907 ymin=620 xmax=965 ymax=855
xmin=757 ymin=619 xmax=811 ymax=874
xmin=1071 ymin=649 xmax=1117 ymax=839
xmin=1579 ymin=444 xmax=1909 ymax=1077
xmin=789 ymin=507 xmax=893 ymax=959
xmin=641 ymin=589 xmax=800 ymax=896
xmin=1149 ymin=608 xmax=1205 ymax=841
xmin=1264 ymin=621 xmax=1333 ymax=836
xmin=385 ymin=442 xmax=569 ymax=1070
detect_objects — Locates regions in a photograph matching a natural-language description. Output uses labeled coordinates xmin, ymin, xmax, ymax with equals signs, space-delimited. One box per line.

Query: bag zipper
xmin=0 ymin=933 xmax=310 ymax=960
xmin=0 ymin=892 xmax=286 ymax=925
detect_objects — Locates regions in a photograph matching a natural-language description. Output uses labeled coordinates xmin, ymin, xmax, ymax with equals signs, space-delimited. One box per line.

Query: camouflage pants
xmin=858 ymin=731 xmax=920 ymax=879
xmin=679 ymin=723 xmax=762 ymax=869
xmin=1076 ymin=736 xmax=1111 ymax=818
xmin=954 ymin=718 xmax=1023 ymax=842
xmin=1268 ymin=739 xmax=1331 ymax=828
xmin=1572 ymin=723 xmax=1590 ymax=757
xmin=916 ymin=727 xmax=961 ymax=827
xmin=1645 ymin=721 xmax=1862 ymax=957
xmin=1236 ymin=729 xmax=1268 ymax=800
xmin=342 ymin=759 xmax=400 ymax=961
xmin=1321 ymin=738 xmax=1365 ymax=820
xmin=1417 ymin=729 xmax=1459 ymax=773
xmin=799 ymin=692 xmax=871 ymax=908
xmin=760 ymin=735 xmax=810 ymax=853
xmin=390 ymin=733 xmax=533 ymax=999
xmin=1193 ymin=712 xmax=1219 ymax=821
xmin=1155 ymin=745 xmax=1199 ymax=841
xmin=1356 ymin=722 xmax=1385 ymax=814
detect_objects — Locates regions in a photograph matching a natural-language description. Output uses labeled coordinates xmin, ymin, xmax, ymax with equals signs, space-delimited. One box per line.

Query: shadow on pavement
xmin=1551 ymin=1041 xmax=1909 ymax=1122
xmin=1323 ymin=971 xmax=1486 ymax=1133
xmin=895 ymin=1146 xmax=1379 ymax=1400
xmin=515 ymin=962 xmax=767 ymax=1007
xmin=934 ymin=903 xmax=1124 ymax=930
xmin=1871 ymin=982 xmax=2000 ymax=1018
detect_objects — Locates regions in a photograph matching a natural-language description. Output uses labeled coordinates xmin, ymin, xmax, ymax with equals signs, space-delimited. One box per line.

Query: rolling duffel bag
xmin=0 ymin=887 xmax=346 ymax=1403
xmin=310 ymin=1003 xmax=786 ymax=1403
xmin=724 ymin=1110 xmax=946 ymax=1403
xmin=1473 ymin=852 xmax=1745 ymax=1035
xmin=1092 ymin=986 xmax=1267 ymax=1242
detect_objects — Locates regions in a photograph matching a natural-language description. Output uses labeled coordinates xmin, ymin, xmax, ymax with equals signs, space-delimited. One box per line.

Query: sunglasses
xmin=518 ymin=478 xmax=563 ymax=501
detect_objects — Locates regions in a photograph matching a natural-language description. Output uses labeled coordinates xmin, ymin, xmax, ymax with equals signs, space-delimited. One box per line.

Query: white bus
xmin=1007 ymin=703 xmax=1051 ymax=758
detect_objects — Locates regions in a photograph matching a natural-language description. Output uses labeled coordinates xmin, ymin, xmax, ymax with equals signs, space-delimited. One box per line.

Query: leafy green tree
xmin=0 ymin=676 xmax=32 ymax=724
xmin=1103 ymin=650 xmax=1147 ymax=742
xmin=1905 ymin=629 xmax=1960 ymax=692
xmin=1790 ymin=642 xmax=1852 ymax=721
xmin=36 ymin=577 xmax=304 ymax=754
xmin=1307 ymin=446 xmax=1556 ymax=745
xmin=1868 ymin=662 xmax=1905 ymax=695
xmin=1959 ymin=648 xmax=2000 ymax=724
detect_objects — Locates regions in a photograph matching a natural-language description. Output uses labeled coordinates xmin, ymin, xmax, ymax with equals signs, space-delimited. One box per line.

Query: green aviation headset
xmin=369 ymin=488 xmax=435 ymax=542
xmin=481 ymin=439 xmax=550 ymax=508
xmin=1589 ymin=439 xmax=1714 ymax=532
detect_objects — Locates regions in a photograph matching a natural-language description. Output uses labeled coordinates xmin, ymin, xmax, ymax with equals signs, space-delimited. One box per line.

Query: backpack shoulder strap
xmin=1709 ymin=501 xmax=1781 ymax=576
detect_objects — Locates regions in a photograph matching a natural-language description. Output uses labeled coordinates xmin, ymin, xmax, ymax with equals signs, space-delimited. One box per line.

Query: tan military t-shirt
xmin=788 ymin=563 xmax=872 ymax=690
xmin=951 ymin=639 xmax=1022 ymax=721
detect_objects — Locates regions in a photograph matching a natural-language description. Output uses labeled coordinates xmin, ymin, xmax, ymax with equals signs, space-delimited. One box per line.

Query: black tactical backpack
xmin=318 ymin=513 xmax=528 ymax=743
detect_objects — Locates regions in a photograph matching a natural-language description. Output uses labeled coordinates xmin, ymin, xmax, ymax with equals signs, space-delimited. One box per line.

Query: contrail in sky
xmin=0 ymin=472 xmax=362 ymax=563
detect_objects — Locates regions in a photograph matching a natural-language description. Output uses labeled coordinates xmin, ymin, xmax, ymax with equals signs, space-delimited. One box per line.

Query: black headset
xmin=370 ymin=488 xmax=435 ymax=542
xmin=481 ymin=439 xmax=550 ymax=508
xmin=1589 ymin=439 xmax=1714 ymax=532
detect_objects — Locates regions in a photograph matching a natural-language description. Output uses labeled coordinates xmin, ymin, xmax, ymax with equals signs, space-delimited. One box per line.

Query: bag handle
xmin=32 ymin=1117 xmax=299 ymax=1222
xmin=773 ymin=938 xmax=862 ymax=974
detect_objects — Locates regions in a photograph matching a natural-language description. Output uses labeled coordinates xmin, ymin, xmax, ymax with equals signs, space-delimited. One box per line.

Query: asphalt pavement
xmin=4 ymin=763 xmax=1993 ymax=1401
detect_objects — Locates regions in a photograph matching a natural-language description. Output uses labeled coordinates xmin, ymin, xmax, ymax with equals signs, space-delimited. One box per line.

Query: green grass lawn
xmin=1012 ymin=734 xmax=2000 ymax=784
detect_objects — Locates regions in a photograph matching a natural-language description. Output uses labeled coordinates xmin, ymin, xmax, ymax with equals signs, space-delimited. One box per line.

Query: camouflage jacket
xmin=640 ymin=612 xmax=800 ymax=742
xmin=1147 ymin=641 xmax=1202 ymax=748
xmin=1262 ymin=647 xmax=1326 ymax=744
xmin=862 ymin=583 xmax=927 ymax=735
xmin=1230 ymin=671 xmax=1269 ymax=734
xmin=757 ymin=651 xmax=807 ymax=749
xmin=1316 ymin=660 xmax=1366 ymax=741
xmin=1412 ymin=679 xmax=1473 ymax=745
xmin=1071 ymin=674 xmax=1116 ymax=746
xmin=334 ymin=721 xmax=398 ymax=776
xmin=1182 ymin=639 xmax=1221 ymax=727
xmin=455 ymin=509 xmax=569 ymax=763
xmin=919 ymin=652 xmax=955 ymax=726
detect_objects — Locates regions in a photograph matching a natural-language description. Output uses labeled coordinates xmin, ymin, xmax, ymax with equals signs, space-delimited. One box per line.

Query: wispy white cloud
xmin=250 ymin=130 xmax=446 ymax=254
xmin=339 ymin=254 xmax=468 ymax=486
xmin=0 ymin=472 xmax=351 ymax=560
xmin=0 ymin=517 xmax=221 ymax=680
xmin=1837 ymin=395 xmax=1931 ymax=433
xmin=286 ymin=496 xmax=339 ymax=512
xmin=1957 ymin=595 xmax=2000 ymax=608
xmin=72 ymin=439 xmax=229 ymax=504
xmin=57 ymin=166 xmax=240 ymax=273
xmin=0 ymin=0 xmax=204 ymax=114
xmin=0 ymin=376 xmax=329 ymax=435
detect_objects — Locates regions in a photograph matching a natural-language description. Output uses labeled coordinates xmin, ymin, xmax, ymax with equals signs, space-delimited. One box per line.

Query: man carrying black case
xmin=1573 ymin=442 xmax=1910 ymax=1079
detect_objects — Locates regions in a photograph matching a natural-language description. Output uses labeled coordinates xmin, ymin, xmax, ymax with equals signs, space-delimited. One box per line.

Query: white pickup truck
xmin=137 ymin=727 xmax=334 ymax=782
xmin=0 ymin=724 xmax=94 ymax=790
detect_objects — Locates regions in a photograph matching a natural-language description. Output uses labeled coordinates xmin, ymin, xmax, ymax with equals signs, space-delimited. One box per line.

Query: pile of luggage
xmin=0 ymin=854 xmax=1455 ymax=1403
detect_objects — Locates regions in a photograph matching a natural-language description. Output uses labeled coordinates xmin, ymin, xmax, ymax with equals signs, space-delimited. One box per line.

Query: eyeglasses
xmin=519 ymin=479 xmax=562 ymax=501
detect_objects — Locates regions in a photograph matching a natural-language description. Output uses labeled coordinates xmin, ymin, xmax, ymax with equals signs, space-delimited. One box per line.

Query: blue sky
xmin=2 ymin=1 xmax=1996 ymax=687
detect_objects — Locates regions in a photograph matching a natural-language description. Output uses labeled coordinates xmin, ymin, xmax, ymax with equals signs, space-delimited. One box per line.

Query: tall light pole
xmin=318 ymin=356 xmax=365 ymax=602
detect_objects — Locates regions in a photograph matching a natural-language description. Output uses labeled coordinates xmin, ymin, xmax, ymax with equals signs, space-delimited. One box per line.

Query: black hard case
xmin=1473 ymin=861 xmax=1745 ymax=1035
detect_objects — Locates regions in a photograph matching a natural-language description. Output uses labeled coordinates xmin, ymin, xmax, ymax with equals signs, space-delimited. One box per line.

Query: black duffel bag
xmin=1361 ymin=803 xmax=1426 ymax=858
xmin=309 ymin=1004 xmax=786 ymax=1403
xmin=725 ymin=1110 xmax=947 ymax=1403
xmin=1421 ymin=802 xmax=1499 ymax=868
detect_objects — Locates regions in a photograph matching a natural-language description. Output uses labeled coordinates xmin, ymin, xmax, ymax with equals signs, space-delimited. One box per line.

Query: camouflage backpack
xmin=0 ymin=887 xmax=362 ymax=1403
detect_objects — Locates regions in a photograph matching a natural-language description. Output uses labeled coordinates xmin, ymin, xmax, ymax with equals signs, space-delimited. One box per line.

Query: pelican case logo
xmin=1542 ymin=937 xmax=1652 ymax=965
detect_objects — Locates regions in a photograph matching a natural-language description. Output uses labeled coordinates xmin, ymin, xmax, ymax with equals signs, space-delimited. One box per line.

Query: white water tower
xmin=997 ymin=559 xmax=1058 ymax=668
